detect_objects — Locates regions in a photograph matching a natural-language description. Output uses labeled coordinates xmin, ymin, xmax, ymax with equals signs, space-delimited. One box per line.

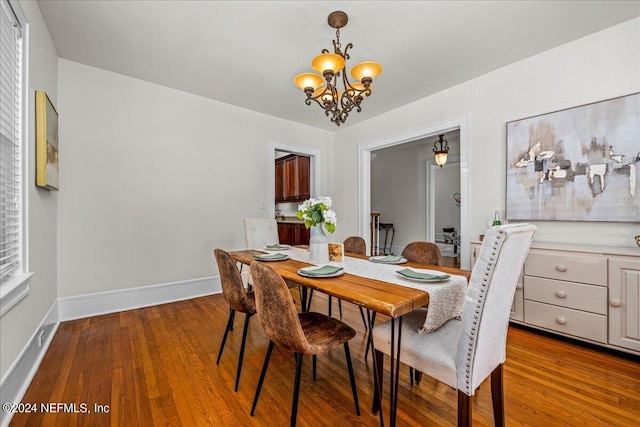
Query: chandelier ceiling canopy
xmin=294 ymin=11 xmax=382 ymax=127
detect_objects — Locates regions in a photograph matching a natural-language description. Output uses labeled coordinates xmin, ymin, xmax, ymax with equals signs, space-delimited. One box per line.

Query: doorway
xmin=267 ymin=140 xmax=321 ymax=220
xmin=359 ymin=117 xmax=470 ymax=269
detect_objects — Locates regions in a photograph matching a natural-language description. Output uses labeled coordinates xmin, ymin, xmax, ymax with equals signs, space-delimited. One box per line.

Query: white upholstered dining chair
xmin=243 ymin=218 xmax=280 ymax=249
xmin=372 ymin=223 xmax=536 ymax=427
xmin=241 ymin=218 xmax=281 ymax=288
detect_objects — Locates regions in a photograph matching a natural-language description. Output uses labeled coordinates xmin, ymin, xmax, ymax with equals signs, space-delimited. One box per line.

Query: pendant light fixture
xmin=294 ymin=11 xmax=382 ymax=127
xmin=433 ymin=134 xmax=449 ymax=167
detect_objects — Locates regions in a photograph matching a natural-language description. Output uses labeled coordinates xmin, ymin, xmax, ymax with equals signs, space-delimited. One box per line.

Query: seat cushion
xmin=299 ymin=312 xmax=356 ymax=355
xmin=372 ymin=308 xmax=461 ymax=389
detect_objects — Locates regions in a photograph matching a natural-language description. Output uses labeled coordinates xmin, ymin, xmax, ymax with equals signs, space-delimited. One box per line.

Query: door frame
xmin=267 ymin=140 xmax=321 ymax=219
xmin=358 ymin=116 xmax=470 ymax=269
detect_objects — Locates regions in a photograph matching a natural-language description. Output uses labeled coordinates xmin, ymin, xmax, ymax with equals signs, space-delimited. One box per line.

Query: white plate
xmin=264 ymin=244 xmax=291 ymax=251
xmin=298 ymin=265 xmax=345 ymax=278
xmin=369 ymin=255 xmax=407 ymax=264
xmin=395 ymin=268 xmax=450 ymax=282
xmin=253 ymin=253 xmax=290 ymax=262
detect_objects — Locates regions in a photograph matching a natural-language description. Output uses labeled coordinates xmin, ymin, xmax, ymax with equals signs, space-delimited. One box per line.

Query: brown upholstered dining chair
xmin=344 ymin=236 xmax=366 ymax=255
xmin=249 ymin=261 xmax=360 ymax=426
xmin=214 ymin=248 xmax=257 ymax=392
xmin=372 ymin=224 xmax=536 ymax=427
xmin=401 ymin=241 xmax=443 ymax=266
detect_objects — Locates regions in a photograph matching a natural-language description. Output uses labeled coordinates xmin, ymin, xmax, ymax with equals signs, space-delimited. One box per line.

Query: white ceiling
xmin=37 ymin=1 xmax=640 ymax=131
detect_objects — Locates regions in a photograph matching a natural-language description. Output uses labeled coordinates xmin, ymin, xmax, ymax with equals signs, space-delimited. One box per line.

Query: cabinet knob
xmin=556 ymin=265 xmax=568 ymax=272
xmin=516 ymin=283 xmax=523 ymax=290
xmin=556 ymin=317 xmax=567 ymax=325
xmin=555 ymin=290 xmax=567 ymax=298
xmin=610 ymin=299 xmax=621 ymax=307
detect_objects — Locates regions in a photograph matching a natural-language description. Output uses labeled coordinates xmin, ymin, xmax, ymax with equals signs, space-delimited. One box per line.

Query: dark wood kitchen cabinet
xmin=275 ymin=160 xmax=284 ymax=202
xmin=277 ymin=223 xmax=310 ymax=245
xmin=275 ymin=155 xmax=310 ymax=203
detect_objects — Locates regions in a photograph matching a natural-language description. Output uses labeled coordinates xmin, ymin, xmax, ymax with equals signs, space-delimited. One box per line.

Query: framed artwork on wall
xmin=506 ymin=93 xmax=639 ymax=222
xmin=35 ymin=90 xmax=59 ymax=190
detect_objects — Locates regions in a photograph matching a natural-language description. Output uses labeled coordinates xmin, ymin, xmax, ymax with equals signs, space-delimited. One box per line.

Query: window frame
xmin=0 ymin=0 xmax=32 ymax=317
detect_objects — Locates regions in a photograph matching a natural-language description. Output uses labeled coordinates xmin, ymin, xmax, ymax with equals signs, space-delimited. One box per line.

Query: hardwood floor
xmin=10 ymin=291 xmax=640 ymax=426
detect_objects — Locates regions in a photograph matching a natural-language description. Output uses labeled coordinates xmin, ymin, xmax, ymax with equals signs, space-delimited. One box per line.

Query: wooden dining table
xmin=229 ymin=248 xmax=471 ymax=427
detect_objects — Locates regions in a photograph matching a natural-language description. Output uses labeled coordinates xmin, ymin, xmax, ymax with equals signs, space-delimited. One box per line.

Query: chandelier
xmin=294 ymin=11 xmax=382 ymax=127
xmin=433 ymin=134 xmax=449 ymax=167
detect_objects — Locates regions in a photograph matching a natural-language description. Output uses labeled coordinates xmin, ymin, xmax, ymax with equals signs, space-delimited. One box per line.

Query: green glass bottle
xmin=492 ymin=211 xmax=502 ymax=226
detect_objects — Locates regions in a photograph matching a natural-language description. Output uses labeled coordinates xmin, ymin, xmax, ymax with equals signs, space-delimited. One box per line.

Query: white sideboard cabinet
xmin=471 ymin=241 xmax=640 ymax=356
xmin=608 ymin=257 xmax=640 ymax=353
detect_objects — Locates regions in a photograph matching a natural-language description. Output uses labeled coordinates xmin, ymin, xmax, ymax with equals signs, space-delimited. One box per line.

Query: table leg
xmin=389 ymin=318 xmax=396 ymax=424
xmin=368 ymin=309 xmax=385 ymax=427
xmin=390 ymin=316 xmax=403 ymax=427
xmin=369 ymin=312 xmax=402 ymax=426
xmin=300 ymin=287 xmax=308 ymax=313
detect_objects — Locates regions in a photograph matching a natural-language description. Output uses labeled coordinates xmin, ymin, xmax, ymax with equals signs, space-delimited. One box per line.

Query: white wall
xmin=334 ymin=18 xmax=640 ymax=250
xmin=0 ymin=0 xmax=59 ymax=379
xmin=56 ymin=60 xmax=332 ymax=297
xmin=370 ymin=143 xmax=430 ymax=249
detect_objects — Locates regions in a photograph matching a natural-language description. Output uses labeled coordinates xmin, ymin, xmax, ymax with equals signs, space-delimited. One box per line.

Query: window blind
xmin=0 ymin=0 xmax=23 ymax=279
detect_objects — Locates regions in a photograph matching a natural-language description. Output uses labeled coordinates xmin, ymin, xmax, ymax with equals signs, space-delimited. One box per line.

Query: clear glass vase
xmin=308 ymin=224 xmax=329 ymax=264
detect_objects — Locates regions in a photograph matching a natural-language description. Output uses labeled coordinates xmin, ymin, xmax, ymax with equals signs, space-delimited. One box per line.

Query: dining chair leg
xmin=306 ymin=289 xmax=314 ymax=311
xmin=290 ymin=353 xmax=304 ymax=427
xmin=216 ymin=308 xmax=236 ymax=364
xmin=491 ymin=364 xmax=505 ymax=427
xmin=338 ymin=300 xmax=343 ymax=319
xmin=415 ymin=369 xmax=422 ymax=385
xmin=250 ymin=341 xmax=274 ymax=416
xmin=328 ymin=296 xmax=332 ymax=316
xmin=228 ymin=308 xmax=235 ymax=331
xmin=358 ymin=306 xmax=368 ymax=332
xmin=410 ymin=367 xmax=414 ymax=387
xmin=457 ymin=390 xmax=472 ymax=427
xmin=364 ymin=312 xmax=377 ymax=361
xmin=234 ymin=312 xmax=253 ymax=392
xmin=344 ymin=342 xmax=360 ymax=415
xmin=299 ymin=287 xmax=308 ymax=313
xmin=312 ymin=355 xmax=317 ymax=381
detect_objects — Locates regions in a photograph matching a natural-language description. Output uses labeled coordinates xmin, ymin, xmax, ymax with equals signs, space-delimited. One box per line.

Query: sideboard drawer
xmin=524 ymin=300 xmax=607 ymax=343
xmin=524 ymin=276 xmax=607 ymax=315
xmin=524 ymin=250 xmax=607 ymax=286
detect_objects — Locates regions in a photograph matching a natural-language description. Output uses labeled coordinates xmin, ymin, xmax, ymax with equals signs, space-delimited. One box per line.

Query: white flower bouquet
xmin=296 ymin=196 xmax=337 ymax=233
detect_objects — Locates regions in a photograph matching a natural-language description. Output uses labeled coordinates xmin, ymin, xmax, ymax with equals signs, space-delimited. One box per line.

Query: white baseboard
xmin=59 ymin=276 xmax=221 ymax=321
xmin=0 ymin=300 xmax=59 ymax=427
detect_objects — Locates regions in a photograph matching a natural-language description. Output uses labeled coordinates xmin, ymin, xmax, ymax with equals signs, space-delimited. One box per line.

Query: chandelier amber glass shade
xmin=294 ymin=73 xmax=324 ymax=90
xmin=311 ymin=53 xmax=346 ymax=74
xmin=350 ymin=61 xmax=383 ymax=82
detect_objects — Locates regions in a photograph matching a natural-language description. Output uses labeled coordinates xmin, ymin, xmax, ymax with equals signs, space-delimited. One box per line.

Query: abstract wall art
xmin=506 ymin=93 xmax=639 ymax=222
